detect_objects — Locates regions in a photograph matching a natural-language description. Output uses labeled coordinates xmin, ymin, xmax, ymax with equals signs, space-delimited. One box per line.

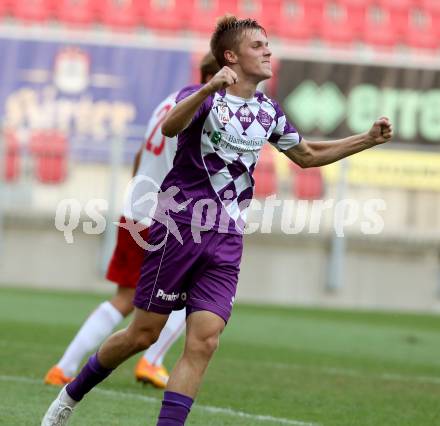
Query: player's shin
xmin=65 ymin=353 xmax=113 ymax=402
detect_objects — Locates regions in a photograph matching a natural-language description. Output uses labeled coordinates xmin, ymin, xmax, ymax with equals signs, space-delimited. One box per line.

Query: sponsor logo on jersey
xmin=211 ymin=131 xmax=222 ymax=145
xmin=216 ymin=100 xmax=230 ymax=124
xmin=210 ymin=130 xmax=265 ymax=153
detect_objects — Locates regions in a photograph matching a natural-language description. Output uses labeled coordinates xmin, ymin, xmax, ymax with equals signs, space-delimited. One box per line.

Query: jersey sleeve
xmin=175 ymin=84 xmax=214 ymax=125
xmin=268 ymin=100 xmax=302 ymax=152
xmin=143 ymin=93 xmax=177 ymax=147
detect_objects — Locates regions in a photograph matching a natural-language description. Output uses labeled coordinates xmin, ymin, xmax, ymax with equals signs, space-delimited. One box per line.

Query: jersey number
xmin=145 ymin=103 xmax=172 ymax=156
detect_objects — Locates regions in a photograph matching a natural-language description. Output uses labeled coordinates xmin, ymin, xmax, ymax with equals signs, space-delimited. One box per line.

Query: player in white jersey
xmin=44 ymin=53 xmax=220 ymax=389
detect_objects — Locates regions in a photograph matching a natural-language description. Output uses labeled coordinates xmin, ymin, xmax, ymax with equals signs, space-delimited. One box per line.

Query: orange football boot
xmin=44 ymin=366 xmax=74 ymax=386
xmin=134 ymin=357 xmax=169 ymax=389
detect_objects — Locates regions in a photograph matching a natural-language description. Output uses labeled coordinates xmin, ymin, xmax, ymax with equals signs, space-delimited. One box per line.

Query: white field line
xmin=236 ymin=359 xmax=440 ymax=386
xmin=0 ymin=375 xmax=319 ymax=426
xmin=318 ymin=366 xmax=440 ymax=385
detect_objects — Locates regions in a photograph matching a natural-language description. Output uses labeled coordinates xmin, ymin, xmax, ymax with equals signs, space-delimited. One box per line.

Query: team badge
xmin=238 ymin=105 xmax=252 ymax=123
xmin=257 ymin=109 xmax=272 ymax=131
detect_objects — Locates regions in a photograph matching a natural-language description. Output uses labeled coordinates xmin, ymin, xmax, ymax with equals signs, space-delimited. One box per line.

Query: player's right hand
xmin=205 ymin=66 xmax=238 ymax=93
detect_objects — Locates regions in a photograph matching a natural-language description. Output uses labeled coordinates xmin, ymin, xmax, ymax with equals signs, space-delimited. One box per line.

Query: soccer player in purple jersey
xmin=43 ymin=53 xmax=220 ymax=391
xmin=41 ymin=15 xmax=393 ymax=426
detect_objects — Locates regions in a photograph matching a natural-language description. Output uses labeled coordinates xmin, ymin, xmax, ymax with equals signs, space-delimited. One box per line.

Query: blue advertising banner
xmin=0 ymin=37 xmax=192 ymax=162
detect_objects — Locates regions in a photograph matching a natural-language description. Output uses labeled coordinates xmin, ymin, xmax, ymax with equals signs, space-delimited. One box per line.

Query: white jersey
xmin=123 ymin=93 xmax=177 ymax=224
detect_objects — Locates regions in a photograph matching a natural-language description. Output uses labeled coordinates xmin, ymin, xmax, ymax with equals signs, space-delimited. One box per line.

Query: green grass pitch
xmin=1 ymin=287 xmax=440 ymax=425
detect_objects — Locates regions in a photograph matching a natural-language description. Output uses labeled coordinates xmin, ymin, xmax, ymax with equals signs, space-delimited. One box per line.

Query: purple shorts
xmin=133 ymin=220 xmax=243 ymax=323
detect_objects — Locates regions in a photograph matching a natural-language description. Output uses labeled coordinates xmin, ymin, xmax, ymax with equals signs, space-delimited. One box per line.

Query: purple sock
xmin=156 ymin=391 xmax=194 ymax=426
xmin=66 ymin=353 xmax=113 ymax=402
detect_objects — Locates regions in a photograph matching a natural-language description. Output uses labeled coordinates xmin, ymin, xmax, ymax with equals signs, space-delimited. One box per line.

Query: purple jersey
xmin=158 ymin=85 xmax=302 ymax=234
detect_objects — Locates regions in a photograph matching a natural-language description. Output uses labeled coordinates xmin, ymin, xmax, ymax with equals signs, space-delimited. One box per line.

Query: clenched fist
xmin=367 ymin=117 xmax=393 ymax=145
xmin=204 ymin=66 xmax=238 ymax=94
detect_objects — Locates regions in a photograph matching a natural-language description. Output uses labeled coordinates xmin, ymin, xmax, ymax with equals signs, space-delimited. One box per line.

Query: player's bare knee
xmin=132 ymin=327 xmax=161 ymax=351
xmin=117 ymin=302 xmax=134 ymax=317
xmin=110 ymin=287 xmax=135 ymax=317
xmin=203 ymin=335 xmax=220 ymax=356
xmin=187 ymin=334 xmax=220 ymax=359
xmin=124 ymin=326 xmax=151 ymax=348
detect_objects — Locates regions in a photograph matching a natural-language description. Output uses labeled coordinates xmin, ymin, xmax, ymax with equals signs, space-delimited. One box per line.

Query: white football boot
xmin=41 ymin=385 xmax=77 ymax=425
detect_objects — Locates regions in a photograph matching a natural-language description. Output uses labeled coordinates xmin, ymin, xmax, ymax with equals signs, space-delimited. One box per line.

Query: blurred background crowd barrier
xmin=0 ymin=0 xmax=439 ymax=312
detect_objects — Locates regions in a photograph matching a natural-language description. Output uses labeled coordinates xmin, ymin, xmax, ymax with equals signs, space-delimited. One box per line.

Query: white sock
xmin=143 ymin=308 xmax=186 ymax=366
xmin=57 ymin=301 xmax=124 ymax=377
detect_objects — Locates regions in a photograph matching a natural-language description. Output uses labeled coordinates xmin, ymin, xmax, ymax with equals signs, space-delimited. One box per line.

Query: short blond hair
xmin=210 ymin=15 xmax=266 ymax=67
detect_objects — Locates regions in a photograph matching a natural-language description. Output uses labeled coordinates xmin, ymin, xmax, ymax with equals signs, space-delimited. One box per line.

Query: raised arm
xmin=284 ymin=117 xmax=393 ymax=168
xmin=161 ymin=66 xmax=238 ymax=137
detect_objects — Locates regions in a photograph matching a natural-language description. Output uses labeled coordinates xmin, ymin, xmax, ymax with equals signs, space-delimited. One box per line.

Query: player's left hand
xmin=367 ymin=117 xmax=393 ymax=145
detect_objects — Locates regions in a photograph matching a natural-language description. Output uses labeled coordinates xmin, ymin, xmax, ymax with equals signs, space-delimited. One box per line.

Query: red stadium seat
xmin=188 ymin=0 xmax=237 ymax=34
xmin=10 ymin=0 xmax=54 ymax=23
xmin=98 ymin=0 xmax=140 ymax=30
xmin=236 ymin=0 xmax=279 ymax=35
xmin=253 ymin=144 xmax=277 ymax=198
xmin=362 ymin=0 xmax=410 ymax=47
xmin=55 ymin=0 xmax=97 ymax=26
xmin=29 ymin=131 xmax=68 ymax=184
xmin=404 ymin=0 xmax=440 ymax=49
xmin=3 ymin=131 xmax=20 ymax=182
xmin=424 ymin=0 xmax=440 ymax=14
xmin=275 ymin=0 xmax=322 ymax=42
xmin=291 ymin=163 xmax=323 ymax=200
xmin=141 ymin=0 xmax=188 ymax=32
xmin=0 ymin=0 xmax=7 ymax=19
xmin=320 ymin=0 xmax=365 ymax=45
